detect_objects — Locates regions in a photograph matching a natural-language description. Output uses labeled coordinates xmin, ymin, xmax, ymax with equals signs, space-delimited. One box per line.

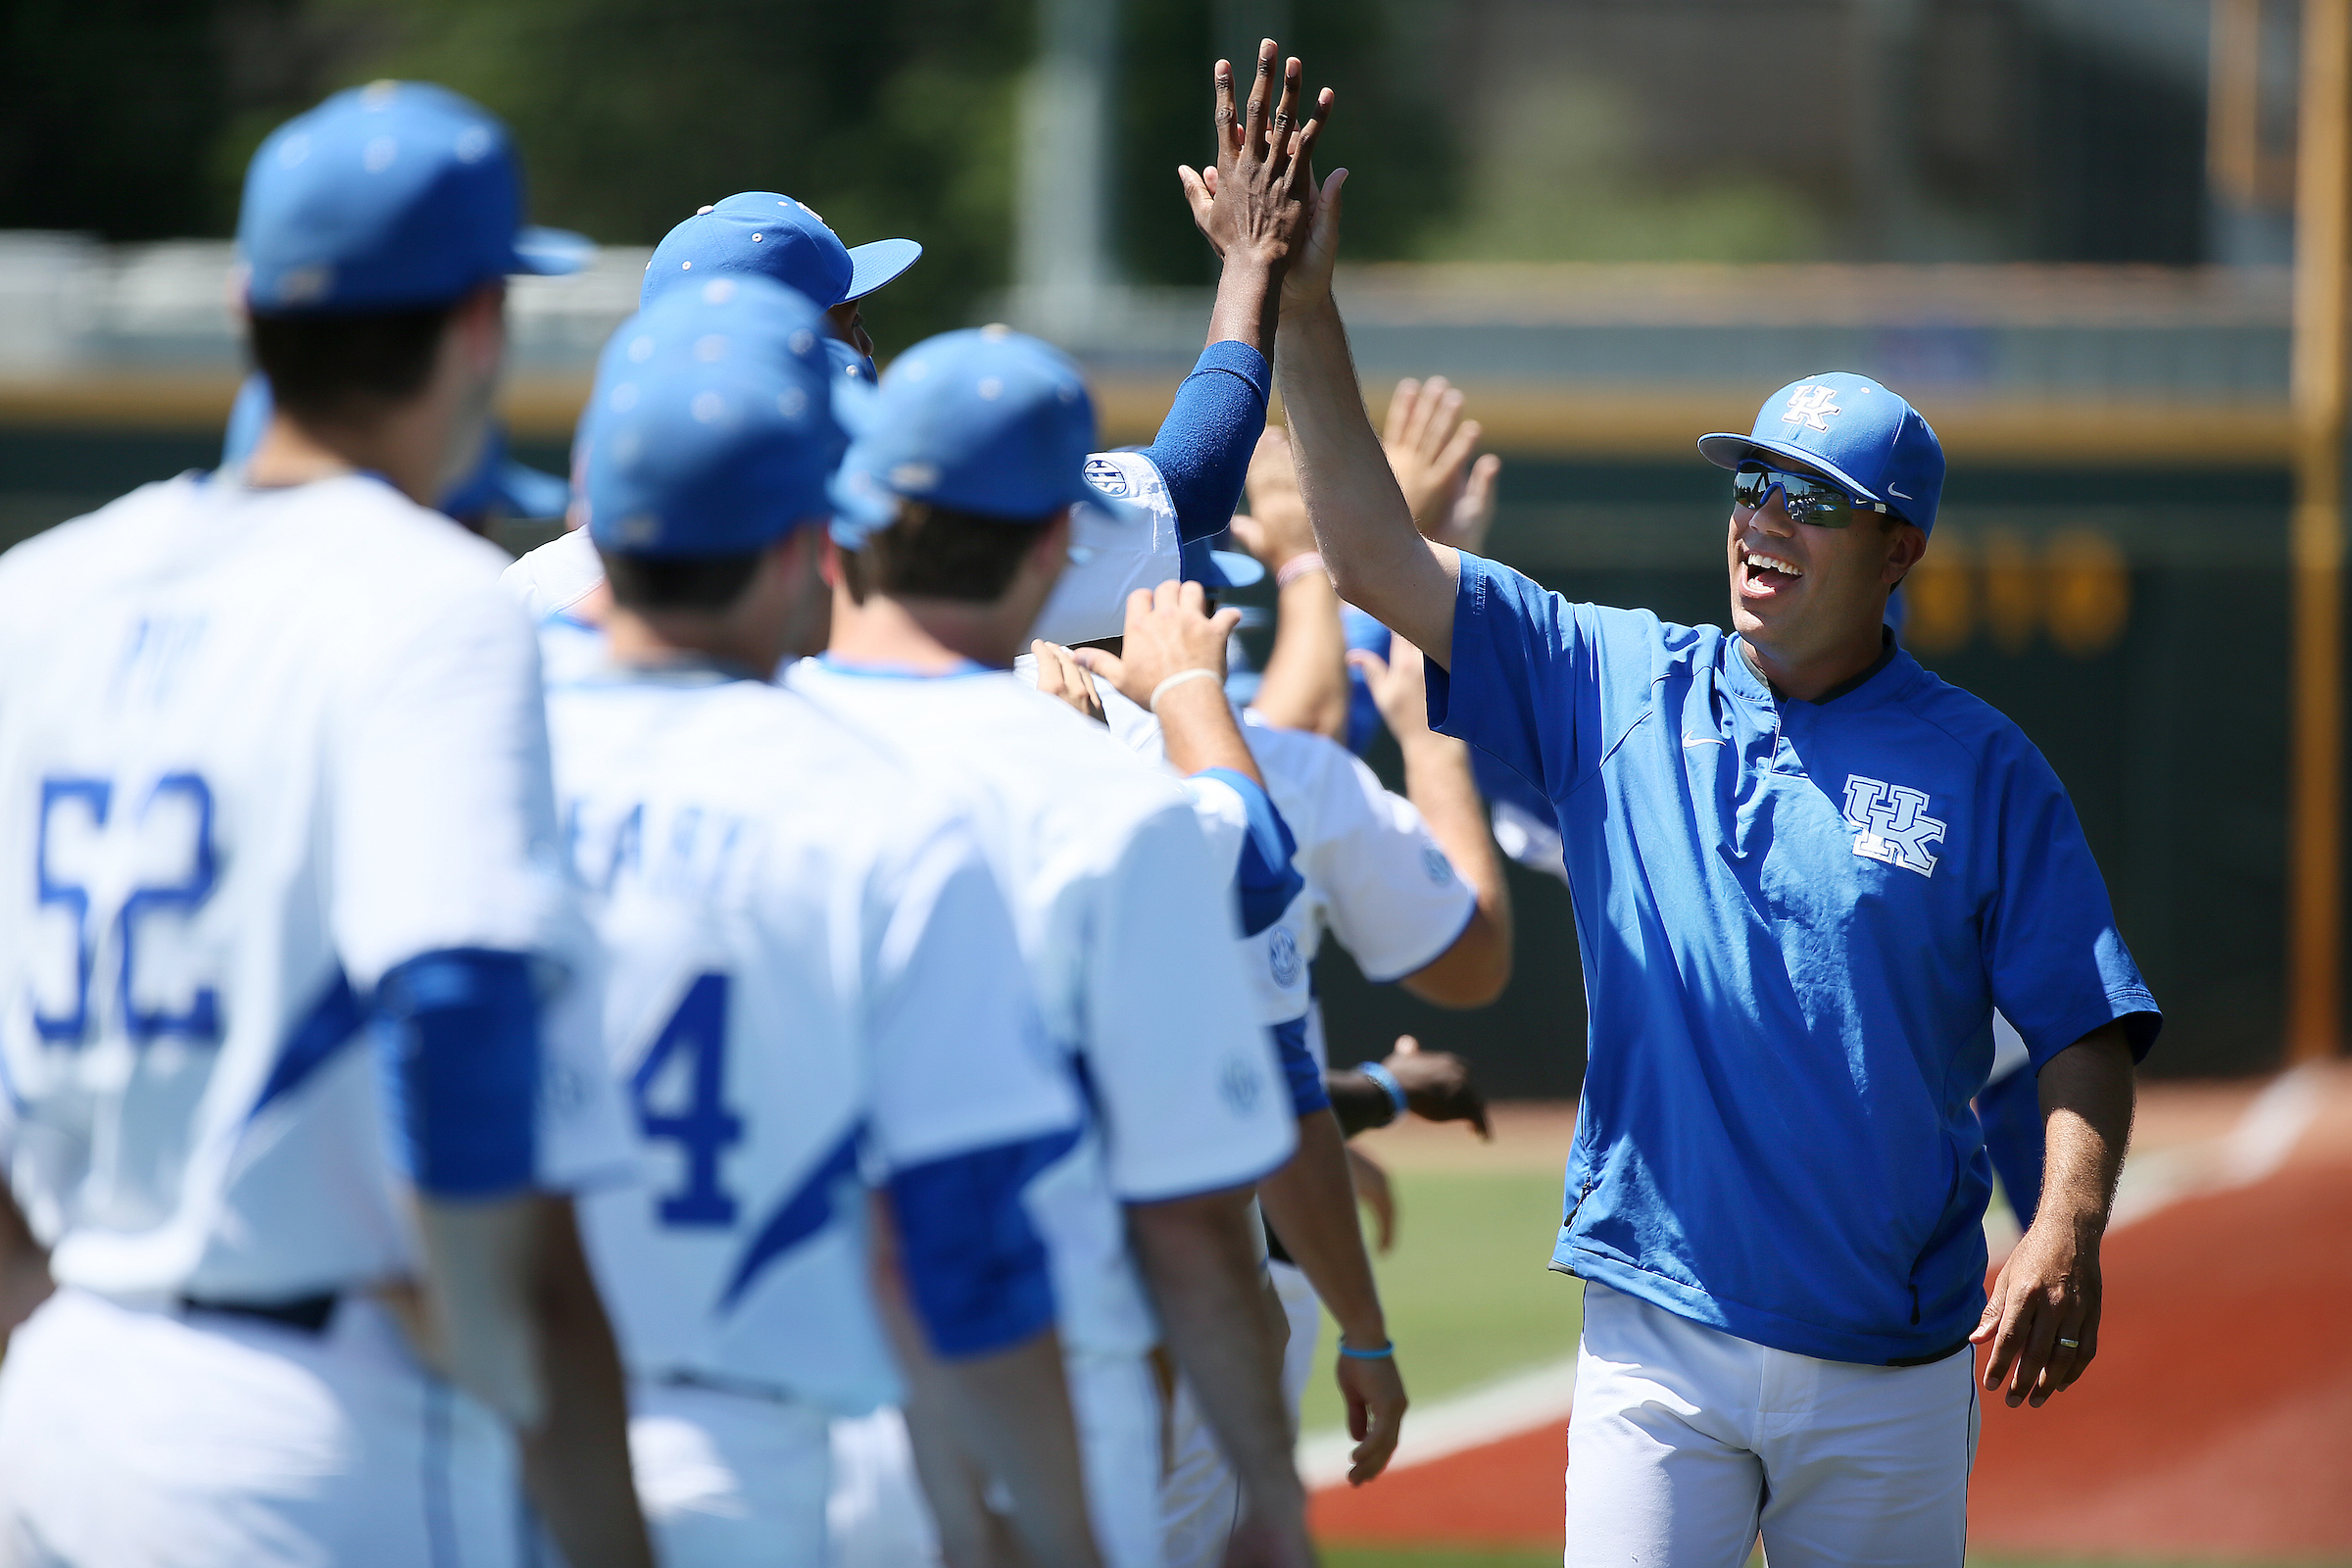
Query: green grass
xmin=1322 ymin=1550 xmax=1555 ymax=1568
xmin=1298 ymin=1169 xmax=1582 ymax=1439
xmin=1321 ymin=1553 xmax=2349 ymax=1568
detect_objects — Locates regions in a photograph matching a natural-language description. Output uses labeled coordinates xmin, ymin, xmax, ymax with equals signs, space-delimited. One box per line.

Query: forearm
xmin=1204 ymin=254 xmax=1280 ymax=360
xmin=1249 ymin=570 xmax=1351 ymax=741
xmin=1396 ymin=732 xmax=1513 ymax=1005
xmin=905 ymin=1326 xmax=1102 ymax=1568
xmin=1275 ymin=301 xmax=1458 ymax=656
xmin=1127 ymin=1188 xmax=1302 ymax=1521
xmin=1157 ymin=679 xmax=1264 ymax=784
xmin=2033 ymin=1024 xmax=2136 ymax=1238
xmin=1257 ymin=1111 xmax=1387 ymax=1347
xmin=516 ymin=1197 xmax=655 ymax=1568
xmin=1324 ymin=1071 xmax=1394 ymax=1138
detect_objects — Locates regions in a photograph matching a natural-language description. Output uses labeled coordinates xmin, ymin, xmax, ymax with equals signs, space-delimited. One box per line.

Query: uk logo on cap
xmin=1696 ymin=370 xmax=1946 ymax=535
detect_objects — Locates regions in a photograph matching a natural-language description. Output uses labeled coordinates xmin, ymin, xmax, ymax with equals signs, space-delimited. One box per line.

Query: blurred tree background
xmin=0 ymin=0 xmax=2219 ymax=336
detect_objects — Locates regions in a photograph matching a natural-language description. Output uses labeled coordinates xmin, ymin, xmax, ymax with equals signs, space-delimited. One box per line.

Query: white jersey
xmin=1102 ymin=690 xmax=1477 ymax=1029
xmin=0 ymin=472 xmax=628 ymax=1305
xmin=788 ymin=661 xmax=1294 ymax=1354
xmin=547 ymin=661 xmax=1078 ymax=1412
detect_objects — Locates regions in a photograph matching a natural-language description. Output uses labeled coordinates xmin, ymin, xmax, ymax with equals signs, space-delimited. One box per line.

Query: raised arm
xmin=1269 ymin=183 xmax=1462 ymax=662
xmin=1348 ymin=635 xmax=1512 ymax=1004
xmin=1144 ymin=42 xmax=1333 ymax=544
xmin=1231 ymin=427 xmax=1351 ymax=740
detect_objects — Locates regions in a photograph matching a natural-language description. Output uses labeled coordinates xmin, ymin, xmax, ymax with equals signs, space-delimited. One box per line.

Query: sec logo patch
xmin=1083 ymin=456 xmax=1130 ymax=497
xmin=1268 ymin=927 xmax=1301 ymax=987
xmin=1219 ymin=1051 xmax=1264 ymax=1116
xmin=1423 ymin=845 xmax=1455 ymax=884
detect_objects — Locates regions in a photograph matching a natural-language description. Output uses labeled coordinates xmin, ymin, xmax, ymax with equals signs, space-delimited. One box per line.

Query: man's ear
xmin=450 ymin=281 xmax=508 ymax=376
xmin=1886 ymin=523 xmax=1928 ymax=587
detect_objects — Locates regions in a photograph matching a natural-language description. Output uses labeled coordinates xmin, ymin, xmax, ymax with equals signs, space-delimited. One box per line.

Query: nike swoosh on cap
xmin=1888 ymin=484 xmax=1912 ymax=499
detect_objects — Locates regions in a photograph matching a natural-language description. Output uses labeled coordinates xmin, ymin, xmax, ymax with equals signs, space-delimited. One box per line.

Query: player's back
xmin=791 ymin=664 xmax=1188 ymax=1033
xmin=547 ymin=663 xmax=1064 ymax=1408
xmin=788 ymin=660 xmax=1292 ymax=1350
xmin=0 ymin=471 xmax=569 ymax=1302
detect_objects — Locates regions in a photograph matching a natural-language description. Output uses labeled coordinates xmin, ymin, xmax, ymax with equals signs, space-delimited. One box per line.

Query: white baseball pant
xmin=826 ymin=1407 xmax=943 ymax=1568
xmin=1565 ymin=1280 xmax=1979 ymax=1568
xmin=627 ymin=1379 xmax=831 ymax=1568
xmin=0 ymin=1286 xmax=522 ymax=1568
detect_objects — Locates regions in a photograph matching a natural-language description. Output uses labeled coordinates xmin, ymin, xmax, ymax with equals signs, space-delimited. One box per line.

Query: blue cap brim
xmin=493 ymin=459 xmax=572 ymax=518
xmin=843 ymin=238 xmax=922 ymax=301
xmin=512 ymin=225 xmax=596 ymax=277
xmin=1207 ymin=549 xmax=1264 ymax=589
xmin=1695 ymin=432 xmax=1882 ymax=507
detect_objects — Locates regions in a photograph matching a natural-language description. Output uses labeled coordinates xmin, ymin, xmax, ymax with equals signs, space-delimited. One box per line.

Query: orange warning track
xmin=1311 ymin=1087 xmax=2352 ymax=1555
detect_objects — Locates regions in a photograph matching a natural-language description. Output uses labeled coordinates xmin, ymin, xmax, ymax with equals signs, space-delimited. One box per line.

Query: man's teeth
xmin=1744 ymin=552 xmax=1801 ymax=577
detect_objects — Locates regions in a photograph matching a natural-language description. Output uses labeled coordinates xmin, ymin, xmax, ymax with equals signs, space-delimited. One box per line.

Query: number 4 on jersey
xmin=629 ymin=972 xmax=744 ymax=1227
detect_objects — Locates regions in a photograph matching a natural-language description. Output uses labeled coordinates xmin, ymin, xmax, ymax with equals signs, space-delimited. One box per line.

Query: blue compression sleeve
xmin=1195 ymin=766 xmax=1303 ymax=937
xmin=1271 ymin=1016 xmax=1332 ymax=1116
xmin=888 ymin=1128 xmax=1077 ymax=1357
xmin=370 ymin=949 xmax=540 ymax=1198
xmin=1139 ymin=340 xmax=1272 ymax=544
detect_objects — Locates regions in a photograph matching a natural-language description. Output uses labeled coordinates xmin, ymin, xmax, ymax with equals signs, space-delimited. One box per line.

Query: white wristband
xmin=1275 ymin=551 xmax=1327 ymax=589
xmin=1150 ymin=667 xmax=1221 ymax=710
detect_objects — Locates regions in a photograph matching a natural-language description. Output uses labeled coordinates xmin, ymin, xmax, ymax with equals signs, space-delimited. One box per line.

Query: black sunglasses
xmin=1732 ymin=463 xmax=1891 ymax=529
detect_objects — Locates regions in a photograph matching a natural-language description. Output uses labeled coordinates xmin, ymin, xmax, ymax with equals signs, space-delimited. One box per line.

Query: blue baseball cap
xmin=238 ymin=80 xmax=590 ymax=313
xmin=830 ymin=325 xmax=1139 ymax=545
xmin=1698 ymin=372 xmax=1944 ymax=534
xmin=579 ymin=275 xmax=848 ymax=557
xmin=220 ymin=370 xmax=567 ymax=518
xmin=641 ymin=192 xmax=921 ymax=313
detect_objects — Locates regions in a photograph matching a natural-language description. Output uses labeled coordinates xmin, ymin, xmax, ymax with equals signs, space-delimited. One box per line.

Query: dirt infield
xmin=1310 ymin=1068 xmax=2352 ymax=1557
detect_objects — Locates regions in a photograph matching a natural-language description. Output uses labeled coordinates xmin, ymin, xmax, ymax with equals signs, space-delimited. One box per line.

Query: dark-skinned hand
xmin=1178 ymin=41 xmax=1339 ymax=315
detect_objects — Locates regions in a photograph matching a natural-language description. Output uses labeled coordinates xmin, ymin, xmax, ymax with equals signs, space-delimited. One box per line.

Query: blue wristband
xmin=1356 ymin=1060 xmax=1408 ymax=1124
xmin=1338 ymin=1339 xmax=1396 ymax=1360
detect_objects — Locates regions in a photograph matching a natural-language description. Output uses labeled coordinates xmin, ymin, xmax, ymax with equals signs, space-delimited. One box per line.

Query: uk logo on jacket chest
xmin=1841 ymin=775 xmax=1947 ymax=876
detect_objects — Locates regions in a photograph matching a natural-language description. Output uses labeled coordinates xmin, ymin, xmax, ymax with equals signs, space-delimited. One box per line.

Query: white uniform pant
xmin=628 ymin=1379 xmax=831 ymax=1568
xmin=826 ymin=1408 xmax=941 ymax=1568
xmin=1565 ymin=1281 xmax=1980 ymax=1568
xmin=824 ymin=1348 xmax=1162 ymax=1568
xmin=0 ymin=1286 xmax=522 ymax=1568
xmin=1159 ymin=1260 xmax=1320 ymax=1568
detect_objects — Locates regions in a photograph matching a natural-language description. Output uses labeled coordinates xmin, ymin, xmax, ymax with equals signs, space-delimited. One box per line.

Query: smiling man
xmin=1275 ymin=213 xmax=2161 ymax=1568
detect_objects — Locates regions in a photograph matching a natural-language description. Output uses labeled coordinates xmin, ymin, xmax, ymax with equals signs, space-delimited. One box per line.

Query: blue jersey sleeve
xmin=1192 ymin=765 xmax=1303 ymax=938
xmin=369 ymin=948 xmax=540 ymax=1198
xmin=1980 ymin=742 xmax=2162 ymax=1066
xmin=1340 ymin=604 xmax=1393 ymax=758
xmin=1425 ymin=552 xmax=1604 ymax=803
xmin=1270 ymin=1015 xmax=1332 ymax=1116
xmin=888 ymin=1129 xmax=1076 ymax=1357
xmin=1137 ymin=340 xmax=1272 ymax=544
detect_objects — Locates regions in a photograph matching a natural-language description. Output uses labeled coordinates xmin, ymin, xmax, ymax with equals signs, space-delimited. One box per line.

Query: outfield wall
xmin=2 ymin=252 xmax=2337 ymax=1093
xmin=0 ymin=426 xmax=2320 ymax=1093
